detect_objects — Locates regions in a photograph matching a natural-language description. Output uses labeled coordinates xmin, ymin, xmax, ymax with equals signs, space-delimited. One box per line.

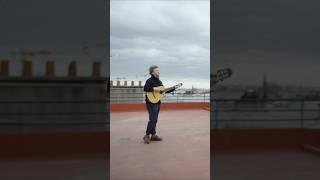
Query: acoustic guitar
xmin=146 ymin=83 xmax=183 ymax=104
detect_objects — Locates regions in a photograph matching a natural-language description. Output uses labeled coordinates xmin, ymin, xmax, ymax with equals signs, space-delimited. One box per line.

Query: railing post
xmin=214 ymin=106 xmax=218 ymax=128
xmin=212 ymin=87 xmax=218 ymax=128
xmin=318 ymin=104 xmax=320 ymax=121
xmin=300 ymin=100 xmax=304 ymax=128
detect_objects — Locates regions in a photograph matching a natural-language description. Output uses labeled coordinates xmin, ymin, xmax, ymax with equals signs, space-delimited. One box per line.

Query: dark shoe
xmin=151 ymin=134 xmax=162 ymax=141
xmin=143 ymin=135 xmax=151 ymax=144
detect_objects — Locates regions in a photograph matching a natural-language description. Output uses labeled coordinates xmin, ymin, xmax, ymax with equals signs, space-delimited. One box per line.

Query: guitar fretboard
xmin=165 ymin=86 xmax=175 ymax=92
xmin=164 ymin=83 xmax=182 ymax=92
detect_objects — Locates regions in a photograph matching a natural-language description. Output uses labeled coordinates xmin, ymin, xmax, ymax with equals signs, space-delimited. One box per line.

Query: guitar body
xmin=146 ymin=83 xmax=183 ymax=104
xmin=146 ymin=86 xmax=165 ymax=104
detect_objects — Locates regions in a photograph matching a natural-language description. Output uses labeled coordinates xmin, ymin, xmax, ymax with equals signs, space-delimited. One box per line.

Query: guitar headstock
xmin=212 ymin=68 xmax=232 ymax=85
xmin=175 ymin=83 xmax=183 ymax=89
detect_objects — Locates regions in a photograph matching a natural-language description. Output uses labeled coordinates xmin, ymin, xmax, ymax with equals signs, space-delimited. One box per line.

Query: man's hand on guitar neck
xmin=153 ymin=86 xmax=165 ymax=92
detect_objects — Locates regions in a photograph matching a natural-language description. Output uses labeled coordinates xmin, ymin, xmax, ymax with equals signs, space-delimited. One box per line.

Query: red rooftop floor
xmin=110 ymin=108 xmax=210 ymax=180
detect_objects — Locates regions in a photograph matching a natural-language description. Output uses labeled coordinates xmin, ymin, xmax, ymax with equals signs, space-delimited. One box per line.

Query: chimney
xmin=92 ymin=62 xmax=101 ymax=77
xmin=68 ymin=61 xmax=77 ymax=77
xmin=0 ymin=60 xmax=9 ymax=76
xmin=45 ymin=61 xmax=55 ymax=77
xmin=22 ymin=61 xmax=32 ymax=76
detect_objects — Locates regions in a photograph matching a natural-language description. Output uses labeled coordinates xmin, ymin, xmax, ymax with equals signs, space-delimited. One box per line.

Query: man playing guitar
xmin=143 ymin=65 xmax=180 ymax=144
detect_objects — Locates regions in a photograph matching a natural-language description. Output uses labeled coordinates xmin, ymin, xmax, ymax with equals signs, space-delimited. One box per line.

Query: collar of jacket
xmin=151 ymin=75 xmax=159 ymax=79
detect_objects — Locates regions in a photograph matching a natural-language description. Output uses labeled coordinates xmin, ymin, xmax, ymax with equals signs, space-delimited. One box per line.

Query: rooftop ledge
xmin=0 ymin=77 xmax=108 ymax=83
xmin=110 ymin=102 xmax=210 ymax=112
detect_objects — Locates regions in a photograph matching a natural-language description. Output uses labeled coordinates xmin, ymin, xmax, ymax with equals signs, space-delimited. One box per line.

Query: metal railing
xmin=110 ymin=88 xmax=210 ymax=104
xmin=0 ymin=100 xmax=109 ymax=131
xmin=211 ymin=98 xmax=320 ymax=129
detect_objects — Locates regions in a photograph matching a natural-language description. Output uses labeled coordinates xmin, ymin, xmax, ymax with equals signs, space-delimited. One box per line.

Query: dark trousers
xmin=146 ymin=102 xmax=160 ymax=135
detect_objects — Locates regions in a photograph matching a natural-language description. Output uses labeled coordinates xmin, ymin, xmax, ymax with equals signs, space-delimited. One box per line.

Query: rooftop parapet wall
xmin=110 ymin=80 xmax=143 ymax=87
xmin=110 ymin=102 xmax=210 ymax=112
xmin=0 ymin=59 xmax=107 ymax=78
xmin=211 ymin=128 xmax=320 ymax=152
xmin=110 ymin=80 xmax=144 ymax=104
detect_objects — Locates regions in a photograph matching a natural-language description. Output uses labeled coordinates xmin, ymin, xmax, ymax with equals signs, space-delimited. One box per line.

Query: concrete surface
xmin=213 ymin=149 xmax=320 ymax=180
xmin=110 ymin=109 xmax=210 ymax=180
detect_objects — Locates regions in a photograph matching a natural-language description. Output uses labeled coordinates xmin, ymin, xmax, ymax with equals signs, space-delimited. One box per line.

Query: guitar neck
xmin=164 ymin=86 xmax=176 ymax=92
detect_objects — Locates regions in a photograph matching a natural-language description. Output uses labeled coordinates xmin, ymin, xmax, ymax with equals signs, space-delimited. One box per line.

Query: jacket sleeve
xmin=144 ymin=80 xmax=153 ymax=92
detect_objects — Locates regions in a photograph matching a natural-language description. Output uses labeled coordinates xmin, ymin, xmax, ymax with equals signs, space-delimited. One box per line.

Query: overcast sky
xmin=111 ymin=0 xmax=210 ymax=89
xmin=2 ymin=0 xmax=319 ymax=87
xmin=213 ymin=0 xmax=320 ymax=87
xmin=0 ymin=0 xmax=107 ymax=57
xmin=0 ymin=0 xmax=108 ymax=77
